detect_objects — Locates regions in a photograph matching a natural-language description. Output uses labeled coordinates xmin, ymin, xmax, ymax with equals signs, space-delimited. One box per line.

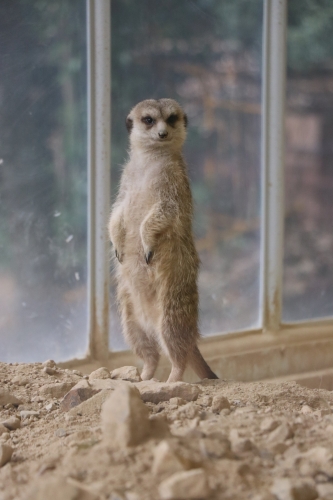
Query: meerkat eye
xmin=142 ymin=116 xmax=154 ymax=125
xmin=166 ymin=114 xmax=178 ymax=127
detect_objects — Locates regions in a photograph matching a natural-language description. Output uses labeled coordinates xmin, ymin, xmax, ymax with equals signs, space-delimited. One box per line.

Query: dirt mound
xmin=1 ymin=361 xmax=333 ymax=499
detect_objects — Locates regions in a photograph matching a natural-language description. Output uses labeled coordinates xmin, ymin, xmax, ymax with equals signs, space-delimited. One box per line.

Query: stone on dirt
xmin=211 ymin=395 xmax=230 ymax=413
xmin=89 ymin=367 xmax=111 ymax=380
xmin=42 ymin=359 xmax=57 ymax=368
xmin=271 ymin=478 xmax=318 ymax=500
xmin=0 ymin=389 xmax=23 ymax=407
xmin=101 ymin=384 xmax=151 ymax=447
xmin=39 ymin=382 xmax=77 ymax=399
xmin=169 ymin=397 xmax=186 ymax=406
xmin=20 ymin=410 xmax=39 ymax=420
xmin=152 ymin=440 xmax=187 ymax=476
xmin=260 ymin=417 xmax=279 ymax=433
xmin=25 ymin=476 xmax=99 ymax=500
xmin=317 ymin=483 xmax=333 ymax=499
xmin=267 ymin=422 xmax=293 ymax=442
xmin=0 ymin=444 xmax=13 ymax=467
xmin=60 ymin=387 xmax=101 ymax=412
xmin=68 ymin=388 xmax=114 ymax=417
xmin=158 ymin=468 xmax=209 ymax=499
xmin=0 ymin=424 xmax=8 ymax=436
xmin=43 ymin=366 xmax=57 ymax=375
xmin=1 ymin=417 xmax=21 ymax=430
xmin=111 ymin=366 xmax=142 ymax=382
xmin=11 ymin=375 xmax=29 ymax=386
xmin=199 ymin=436 xmax=231 ymax=459
xmin=135 ymin=381 xmax=202 ymax=404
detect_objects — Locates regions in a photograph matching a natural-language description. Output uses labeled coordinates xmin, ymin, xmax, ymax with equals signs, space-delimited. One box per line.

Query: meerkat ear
xmin=126 ymin=116 xmax=133 ymax=133
xmin=183 ymin=113 xmax=188 ymax=128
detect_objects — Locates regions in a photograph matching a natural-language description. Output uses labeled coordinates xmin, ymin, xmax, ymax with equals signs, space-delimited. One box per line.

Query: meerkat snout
xmin=158 ymin=130 xmax=168 ymax=139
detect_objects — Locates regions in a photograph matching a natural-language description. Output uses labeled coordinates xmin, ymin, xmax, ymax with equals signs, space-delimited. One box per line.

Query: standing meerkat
xmin=108 ymin=98 xmax=218 ymax=383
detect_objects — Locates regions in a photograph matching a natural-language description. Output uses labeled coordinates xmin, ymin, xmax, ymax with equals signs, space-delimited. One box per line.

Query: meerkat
xmin=108 ymin=98 xmax=218 ymax=383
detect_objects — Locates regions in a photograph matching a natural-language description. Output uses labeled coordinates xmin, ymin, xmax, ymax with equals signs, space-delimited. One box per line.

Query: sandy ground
xmin=1 ymin=361 xmax=333 ymax=500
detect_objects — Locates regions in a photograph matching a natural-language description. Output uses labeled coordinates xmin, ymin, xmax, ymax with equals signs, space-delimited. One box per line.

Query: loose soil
xmin=1 ymin=361 xmax=333 ymax=500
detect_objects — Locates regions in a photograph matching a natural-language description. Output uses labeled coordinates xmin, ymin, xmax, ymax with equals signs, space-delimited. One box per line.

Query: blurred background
xmin=0 ymin=0 xmax=332 ymax=360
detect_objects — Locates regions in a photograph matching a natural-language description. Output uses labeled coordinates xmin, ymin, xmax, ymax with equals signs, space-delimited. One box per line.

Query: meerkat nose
xmin=158 ymin=131 xmax=168 ymax=139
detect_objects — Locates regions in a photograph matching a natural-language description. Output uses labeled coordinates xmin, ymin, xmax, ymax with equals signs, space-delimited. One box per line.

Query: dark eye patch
xmin=166 ymin=114 xmax=179 ymax=127
xmin=141 ymin=116 xmax=154 ymax=126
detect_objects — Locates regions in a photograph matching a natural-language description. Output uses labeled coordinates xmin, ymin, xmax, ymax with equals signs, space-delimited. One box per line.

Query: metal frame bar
xmin=87 ymin=0 xmax=111 ymax=361
xmin=260 ymin=0 xmax=287 ymax=333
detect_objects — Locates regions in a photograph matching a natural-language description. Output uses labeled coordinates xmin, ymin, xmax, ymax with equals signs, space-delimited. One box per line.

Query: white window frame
xmin=76 ymin=0 xmax=333 ymax=381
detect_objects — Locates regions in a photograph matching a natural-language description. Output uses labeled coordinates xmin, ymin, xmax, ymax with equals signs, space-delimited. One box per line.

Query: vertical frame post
xmin=87 ymin=0 xmax=111 ymax=360
xmin=260 ymin=0 xmax=287 ymax=333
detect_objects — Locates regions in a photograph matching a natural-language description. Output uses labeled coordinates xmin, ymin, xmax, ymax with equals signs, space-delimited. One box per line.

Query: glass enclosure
xmin=0 ymin=1 xmax=88 ymax=361
xmin=110 ymin=0 xmax=263 ymax=349
xmin=283 ymin=1 xmax=333 ymax=322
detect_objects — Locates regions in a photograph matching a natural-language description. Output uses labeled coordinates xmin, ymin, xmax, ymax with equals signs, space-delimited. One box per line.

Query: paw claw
xmin=115 ymin=249 xmax=123 ymax=263
xmin=145 ymin=251 xmax=153 ymax=265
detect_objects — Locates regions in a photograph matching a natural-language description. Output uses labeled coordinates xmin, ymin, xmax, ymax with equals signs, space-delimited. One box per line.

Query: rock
xmin=1 ymin=417 xmax=21 ymax=430
xmin=43 ymin=366 xmax=57 ymax=375
xmin=152 ymin=440 xmax=187 ymax=476
xmin=169 ymin=397 xmax=186 ymax=406
xmin=232 ymin=437 xmax=255 ymax=454
xmin=42 ymin=359 xmax=57 ymax=368
xmin=20 ymin=410 xmax=39 ymax=420
xmin=55 ymin=428 xmax=67 ymax=438
xmin=101 ymin=384 xmax=151 ymax=447
xmin=261 ymin=417 xmax=279 ymax=433
xmin=60 ymin=387 xmax=101 ymax=412
xmin=199 ymin=436 xmax=231 ymax=459
xmin=68 ymin=389 xmax=114 ymax=417
xmin=267 ymin=422 xmax=293 ymax=442
xmin=109 ymin=492 xmax=126 ymax=500
xmin=0 ymin=444 xmax=13 ymax=467
xmin=211 ymin=395 xmax=230 ymax=413
xmin=302 ymin=446 xmax=332 ymax=463
xmin=301 ymin=405 xmax=313 ymax=415
xmin=25 ymin=476 xmax=99 ymax=500
xmin=159 ymin=469 xmax=210 ymax=499
xmin=70 ymin=378 xmax=119 ymax=392
xmin=0 ymin=389 xmax=23 ymax=407
xmin=111 ymin=366 xmax=141 ymax=382
xmin=271 ymin=478 xmax=318 ymax=500
xmin=39 ymin=382 xmax=76 ymax=399
xmin=298 ymin=446 xmax=333 ymax=477
xmin=135 ymin=381 xmax=201 ymax=404
xmin=173 ymin=402 xmax=198 ymax=420
xmin=200 ymin=395 xmax=212 ymax=406
xmin=11 ymin=376 xmax=29 ymax=386
xmin=0 ymin=425 xmax=8 ymax=436
xmin=317 ymin=483 xmax=333 ymax=499
xmin=45 ymin=402 xmax=57 ymax=411
xmin=89 ymin=367 xmax=111 ymax=381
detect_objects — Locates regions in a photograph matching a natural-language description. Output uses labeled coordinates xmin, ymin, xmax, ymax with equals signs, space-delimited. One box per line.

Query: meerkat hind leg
xmin=120 ymin=300 xmax=160 ymax=380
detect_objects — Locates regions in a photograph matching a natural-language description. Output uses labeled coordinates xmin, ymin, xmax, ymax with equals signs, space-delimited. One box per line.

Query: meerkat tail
xmin=189 ymin=345 xmax=219 ymax=380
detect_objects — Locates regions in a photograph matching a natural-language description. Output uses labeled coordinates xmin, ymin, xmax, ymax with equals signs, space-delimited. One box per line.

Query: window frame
xmin=81 ymin=0 xmax=333 ymax=377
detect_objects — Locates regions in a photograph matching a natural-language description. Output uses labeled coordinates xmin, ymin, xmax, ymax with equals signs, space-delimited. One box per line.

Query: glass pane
xmin=0 ymin=1 xmax=88 ymax=361
xmin=110 ymin=0 xmax=263 ymax=349
xmin=283 ymin=1 xmax=333 ymax=322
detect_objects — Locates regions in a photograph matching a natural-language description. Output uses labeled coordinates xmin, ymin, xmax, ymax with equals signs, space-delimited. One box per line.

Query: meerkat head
xmin=125 ymin=98 xmax=188 ymax=152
